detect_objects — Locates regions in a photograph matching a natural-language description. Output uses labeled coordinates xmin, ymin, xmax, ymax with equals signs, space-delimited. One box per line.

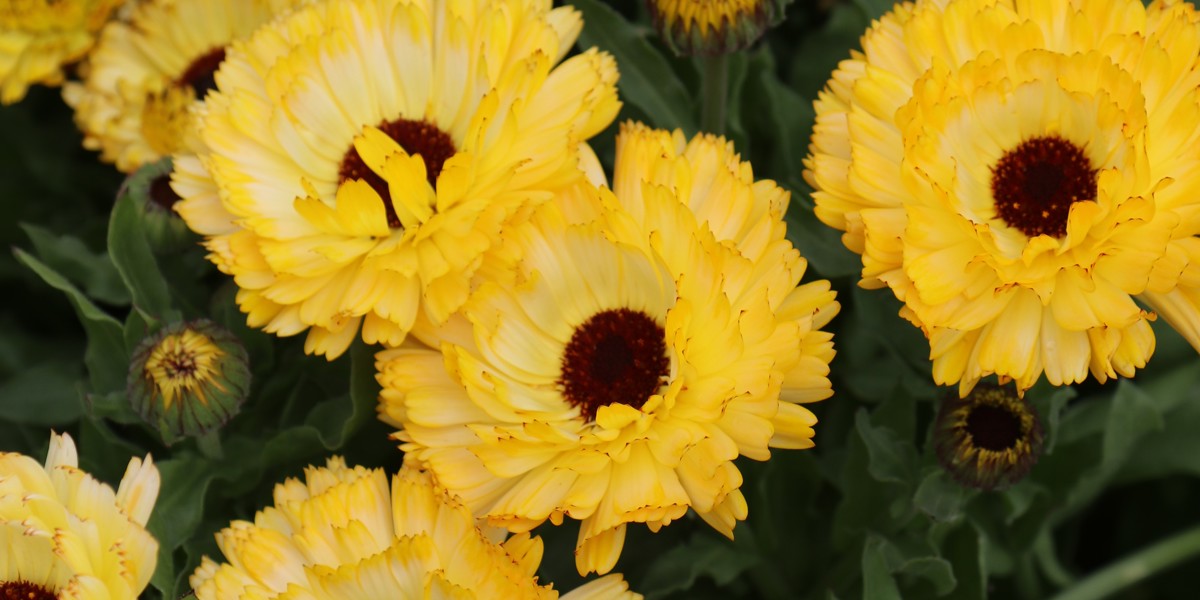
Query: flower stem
xmin=701 ymin=54 xmax=729 ymax=135
xmin=196 ymin=430 xmax=224 ymax=459
xmin=1048 ymin=523 xmax=1200 ymax=600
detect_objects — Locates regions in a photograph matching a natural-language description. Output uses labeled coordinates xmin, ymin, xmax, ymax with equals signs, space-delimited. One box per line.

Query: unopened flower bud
xmin=647 ymin=0 xmax=788 ymax=56
xmin=116 ymin=157 xmax=195 ymax=252
xmin=934 ymin=384 xmax=1044 ymax=491
xmin=127 ymin=319 xmax=249 ymax=443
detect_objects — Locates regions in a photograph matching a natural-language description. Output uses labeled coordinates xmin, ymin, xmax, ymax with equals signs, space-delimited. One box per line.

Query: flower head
xmin=128 ymin=319 xmax=250 ymax=443
xmin=0 ymin=431 xmax=160 ymax=598
xmin=934 ymin=385 xmax=1044 ymax=490
xmin=172 ymin=0 xmax=621 ymax=359
xmin=646 ymin=0 xmax=786 ymax=56
xmin=189 ymin=459 xmax=638 ymax=599
xmin=63 ymin=0 xmax=304 ymax=172
xmin=379 ymin=153 xmax=837 ymax=575
xmin=805 ymin=0 xmax=1200 ymax=394
xmin=0 ymin=0 xmax=121 ymax=104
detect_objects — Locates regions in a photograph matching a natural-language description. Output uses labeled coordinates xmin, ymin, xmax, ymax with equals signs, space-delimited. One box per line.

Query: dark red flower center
xmin=338 ymin=119 xmax=456 ymax=229
xmin=177 ymin=47 xmax=226 ymax=99
xmin=1 ymin=581 xmax=56 ymax=600
xmin=990 ymin=135 xmax=1096 ymax=238
xmin=965 ymin=403 xmax=1024 ymax=451
xmin=559 ymin=308 xmax=670 ymax=422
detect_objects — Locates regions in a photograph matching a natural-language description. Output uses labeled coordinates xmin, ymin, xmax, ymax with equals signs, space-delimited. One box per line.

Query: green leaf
xmin=914 ymin=470 xmax=971 ymax=523
xmin=896 ymin=556 xmax=957 ymax=596
xmin=789 ymin=4 xmax=870 ymax=98
xmin=641 ymin=532 xmax=759 ymax=598
xmin=852 ymin=0 xmax=900 ymax=20
xmin=741 ymin=48 xmax=815 ymax=188
xmin=943 ymin=524 xmax=986 ymax=600
xmin=86 ymin=391 xmax=144 ymax=425
xmin=568 ymin=0 xmax=698 ymax=133
xmin=1029 ymin=386 xmax=1074 ymax=455
xmin=147 ymin=456 xmax=220 ymax=599
xmin=0 ymin=358 xmax=83 ymax=425
xmin=14 ymin=248 xmax=128 ymax=394
xmin=311 ymin=340 xmax=380 ymax=448
xmin=784 ymin=206 xmax=863 ymax=281
xmin=855 ymin=408 xmax=918 ymax=486
xmin=21 ymin=223 xmax=130 ymax=305
xmin=108 ymin=190 xmax=173 ymax=318
xmin=862 ymin=536 xmax=903 ymax=600
xmin=1101 ymin=381 xmax=1164 ymax=467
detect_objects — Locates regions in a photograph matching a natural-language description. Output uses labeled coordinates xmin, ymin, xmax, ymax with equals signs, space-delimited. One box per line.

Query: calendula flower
xmin=646 ymin=0 xmax=787 ymax=56
xmin=0 ymin=431 xmax=160 ymax=599
xmin=805 ymin=0 xmax=1200 ymax=394
xmin=189 ymin=460 xmax=638 ymax=599
xmin=172 ymin=0 xmax=621 ymax=359
xmin=0 ymin=0 xmax=121 ymax=104
xmin=63 ymin=0 xmax=304 ymax=172
xmin=379 ymin=177 xmax=837 ymax=575
xmin=934 ymin=384 xmax=1044 ymax=490
xmin=127 ymin=319 xmax=250 ymax=443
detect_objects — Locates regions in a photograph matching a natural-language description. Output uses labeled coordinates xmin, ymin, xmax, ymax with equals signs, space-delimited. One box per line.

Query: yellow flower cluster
xmin=806 ymin=0 xmax=1200 ymax=394
xmin=33 ymin=0 xmax=840 ymax=587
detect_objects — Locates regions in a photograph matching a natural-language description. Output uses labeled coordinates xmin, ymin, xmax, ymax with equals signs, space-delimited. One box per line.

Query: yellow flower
xmin=63 ymin=0 xmax=304 ymax=172
xmin=0 ymin=0 xmax=120 ymax=104
xmin=189 ymin=460 xmax=638 ymax=599
xmin=646 ymin=0 xmax=786 ymax=56
xmin=379 ymin=173 xmax=837 ymax=575
xmin=0 ymin=431 xmax=159 ymax=599
xmin=172 ymin=0 xmax=621 ymax=359
xmin=805 ymin=0 xmax=1200 ymax=394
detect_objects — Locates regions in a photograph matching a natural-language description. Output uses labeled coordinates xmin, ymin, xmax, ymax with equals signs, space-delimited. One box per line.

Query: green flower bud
xmin=647 ymin=0 xmax=790 ymax=56
xmin=117 ymin=156 xmax=195 ymax=253
xmin=934 ymin=384 xmax=1044 ymax=491
xmin=127 ymin=319 xmax=249 ymax=444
